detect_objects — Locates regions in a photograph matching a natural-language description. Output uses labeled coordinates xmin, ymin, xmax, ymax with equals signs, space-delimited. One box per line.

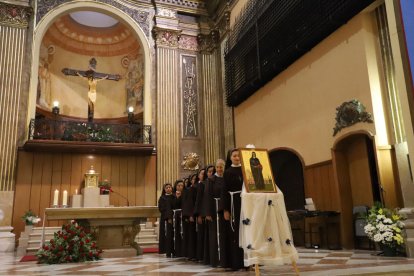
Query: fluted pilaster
xmin=154 ymin=28 xmax=181 ymax=190
xmin=200 ymin=46 xmax=225 ymax=164
xmin=0 ymin=2 xmax=30 ymax=191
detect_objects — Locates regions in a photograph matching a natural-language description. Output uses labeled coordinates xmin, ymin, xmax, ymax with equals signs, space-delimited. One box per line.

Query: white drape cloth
xmin=240 ymin=187 xmax=298 ymax=266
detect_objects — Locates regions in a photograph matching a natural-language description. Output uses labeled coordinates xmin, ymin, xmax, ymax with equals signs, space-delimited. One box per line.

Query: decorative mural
xmin=36 ymin=0 xmax=150 ymax=37
xmin=182 ymin=55 xmax=198 ymax=137
xmin=123 ymin=54 xmax=145 ymax=113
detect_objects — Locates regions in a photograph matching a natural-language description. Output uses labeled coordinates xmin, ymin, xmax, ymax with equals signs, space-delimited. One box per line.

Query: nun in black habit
xmin=194 ymin=168 xmax=207 ymax=262
xmin=181 ymin=173 xmax=198 ymax=260
xmin=158 ymin=183 xmax=174 ymax=257
xmin=221 ymin=149 xmax=245 ymax=270
xmin=173 ymin=179 xmax=184 ymax=257
xmin=202 ymin=163 xmax=224 ymax=267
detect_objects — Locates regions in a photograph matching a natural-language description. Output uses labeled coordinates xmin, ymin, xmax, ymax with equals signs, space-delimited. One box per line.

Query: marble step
xmin=137 ymin=234 xmax=157 ymax=240
xmin=30 ymin=227 xmax=61 ymax=235
xmin=137 ymin=240 xmax=158 ymax=246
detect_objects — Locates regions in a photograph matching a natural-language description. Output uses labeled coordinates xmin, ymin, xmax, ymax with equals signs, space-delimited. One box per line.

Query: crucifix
xmin=62 ymin=58 xmax=121 ymax=122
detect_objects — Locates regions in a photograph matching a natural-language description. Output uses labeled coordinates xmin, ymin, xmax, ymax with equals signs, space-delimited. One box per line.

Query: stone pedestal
xmin=100 ymin=194 xmax=110 ymax=207
xmin=400 ymin=208 xmax=414 ymax=257
xmin=0 ymin=226 xmax=15 ymax=252
xmin=82 ymin=187 xmax=100 ymax=207
xmin=16 ymin=224 xmax=32 ymax=256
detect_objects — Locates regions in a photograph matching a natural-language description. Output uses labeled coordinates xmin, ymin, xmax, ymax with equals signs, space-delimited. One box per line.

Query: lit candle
xmin=62 ymin=190 xmax=68 ymax=206
xmin=75 ymin=189 xmax=78 ymax=195
xmin=53 ymin=189 xmax=59 ymax=206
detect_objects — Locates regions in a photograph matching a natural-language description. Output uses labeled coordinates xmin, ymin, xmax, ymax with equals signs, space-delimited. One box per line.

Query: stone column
xmin=0 ymin=1 xmax=31 ymax=232
xmin=153 ymin=25 xmax=181 ymax=191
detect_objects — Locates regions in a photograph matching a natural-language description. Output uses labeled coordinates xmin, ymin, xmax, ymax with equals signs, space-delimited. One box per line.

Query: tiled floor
xmin=1 ymin=248 xmax=414 ymax=275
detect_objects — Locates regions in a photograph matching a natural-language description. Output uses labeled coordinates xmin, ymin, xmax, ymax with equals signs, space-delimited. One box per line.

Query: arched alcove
xmin=269 ymin=148 xmax=305 ymax=211
xmin=28 ymin=1 xmax=152 ymax=131
xmin=332 ymin=131 xmax=381 ymax=249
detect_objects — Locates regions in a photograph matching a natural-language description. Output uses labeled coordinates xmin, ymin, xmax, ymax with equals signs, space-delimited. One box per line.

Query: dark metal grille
xmin=225 ymin=0 xmax=375 ymax=107
xmin=28 ymin=119 xmax=152 ymax=144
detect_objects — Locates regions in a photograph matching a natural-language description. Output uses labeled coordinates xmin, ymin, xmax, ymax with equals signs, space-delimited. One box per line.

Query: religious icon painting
xmin=239 ymin=148 xmax=278 ymax=193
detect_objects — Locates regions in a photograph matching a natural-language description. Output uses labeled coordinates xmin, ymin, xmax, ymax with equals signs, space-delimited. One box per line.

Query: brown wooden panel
xmin=13 ymin=151 xmax=34 ymax=241
xmin=39 ymin=154 xmax=53 ymax=225
xmin=127 ymin=156 xmax=136 ymax=206
xmin=70 ymin=154 xmax=83 ymax=195
xmin=119 ymin=158 xmax=128 ymax=206
xmin=304 ymin=161 xmax=338 ymax=212
xmin=110 ymin=156 xmax=120 ymax=206
xmin=29 ymin=154 xmax=45 ymax=216
xmin=101 ymin=155 xmax=112 ymax=182
xmin=144 ymin=155 xmax=157 ymax=206
xmin=49 ymin=154 xmax=63 ymax=227
xmin=136 ymin=156 xmax=145 ymax=206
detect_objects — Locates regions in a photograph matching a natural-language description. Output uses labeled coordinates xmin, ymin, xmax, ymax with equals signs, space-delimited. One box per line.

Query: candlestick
xmin=53 ymin=189 xmax=59 ymax=206
xmin=62 ymin=190 xmax=68 ymax=206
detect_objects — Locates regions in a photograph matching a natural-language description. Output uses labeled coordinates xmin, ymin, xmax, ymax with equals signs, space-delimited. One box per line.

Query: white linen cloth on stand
xmin=239 ymin=186 xmax=298 ymax=266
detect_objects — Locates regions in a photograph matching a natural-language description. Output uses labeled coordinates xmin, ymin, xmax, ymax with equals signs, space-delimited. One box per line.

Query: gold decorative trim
xmin=181 ymin=152 xmax=200 ymax=171
xmin=197 ymin=30 xmax=220 ymax=53
xmin=0 ymin=3 xmax=31 ymax=28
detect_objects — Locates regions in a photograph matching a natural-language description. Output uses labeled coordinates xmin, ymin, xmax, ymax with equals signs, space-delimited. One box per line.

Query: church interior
xmin=2 ymin=0 xmax=414 ymax=275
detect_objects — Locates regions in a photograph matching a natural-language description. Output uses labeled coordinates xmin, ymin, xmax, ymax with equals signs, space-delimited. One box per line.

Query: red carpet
xmin=20 ymin=255 xmax=37 ymax=262
xmin=143 ymin=247 xmax=158 ymax=253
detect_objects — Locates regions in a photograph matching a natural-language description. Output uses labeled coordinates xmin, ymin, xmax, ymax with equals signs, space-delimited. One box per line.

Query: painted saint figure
xmin=250 ymin=152 xmax=265 ymax=189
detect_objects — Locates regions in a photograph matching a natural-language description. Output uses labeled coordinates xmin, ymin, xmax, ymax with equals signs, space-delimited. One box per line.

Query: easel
xmin=253 ymin=259 xmax=300 ymax=275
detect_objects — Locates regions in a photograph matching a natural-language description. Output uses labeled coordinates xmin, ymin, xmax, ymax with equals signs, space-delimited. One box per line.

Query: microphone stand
xmin=111 ymin=190 xmax=130 ymax=206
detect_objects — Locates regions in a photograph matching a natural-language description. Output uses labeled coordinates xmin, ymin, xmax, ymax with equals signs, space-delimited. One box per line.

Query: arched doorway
xmin=28 ymin=1 xmax=152 ymax=131
xmin=269 ymin=148 xmax=305 ymax=211
xmin=333 ymin=132 xmax=382 ymax=249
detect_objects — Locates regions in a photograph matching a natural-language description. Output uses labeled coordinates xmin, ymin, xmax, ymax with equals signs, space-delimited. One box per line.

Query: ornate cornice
xmin=197 ymin=30 xmax=220 ymax=53
xmin=153 ymin=27 xmax=182 ymax=48
xmin=154 ymin=0 xmax=208 ymax=16
xmin=0 ymin=2 xmax=32 ymax=28
xmin=36 ymin=0 xmax=150 ymax=37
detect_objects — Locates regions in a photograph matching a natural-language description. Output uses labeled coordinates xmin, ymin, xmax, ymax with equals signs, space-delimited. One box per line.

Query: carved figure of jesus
xmin=76 ymin=72 xmax=108 ymax=121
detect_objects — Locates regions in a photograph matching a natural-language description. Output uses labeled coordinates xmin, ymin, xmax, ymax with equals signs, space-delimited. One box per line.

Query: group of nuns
xmin=158 ymin=148 xmax=246 ymax=270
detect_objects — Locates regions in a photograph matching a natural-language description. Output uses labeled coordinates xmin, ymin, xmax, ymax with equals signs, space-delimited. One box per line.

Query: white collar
xmin=214 ymin=172 xmax=223 ymax=177
xmin=231 ymin=164 xmax=241 ymax=167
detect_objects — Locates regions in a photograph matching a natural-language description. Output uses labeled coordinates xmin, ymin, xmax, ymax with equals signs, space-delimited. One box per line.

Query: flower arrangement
xmin=98 ymin=179 xmax=112 ymax=194
xmin=36 ymin=220 xmax=102 ymax=264
xmin=364 ymin=203 xmax=405 ymax=249
xmin=22 ymin=210 xmax=41 ymax=226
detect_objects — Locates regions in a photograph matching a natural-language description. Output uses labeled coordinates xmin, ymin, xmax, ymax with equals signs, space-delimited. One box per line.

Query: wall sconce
xmin=52 ymin=101 xmax=60 ymax=115
xmin=128 ymin=106 xmax=134 ymax=124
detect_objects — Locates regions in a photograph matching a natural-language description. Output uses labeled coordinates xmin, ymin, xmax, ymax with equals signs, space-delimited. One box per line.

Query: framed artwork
xmin=239 ymin=148 xmax=278 ymax=193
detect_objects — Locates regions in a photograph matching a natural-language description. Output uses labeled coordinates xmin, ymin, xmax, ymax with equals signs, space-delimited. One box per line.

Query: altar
xmin=43 ymin=207 xmax=159 ymax=257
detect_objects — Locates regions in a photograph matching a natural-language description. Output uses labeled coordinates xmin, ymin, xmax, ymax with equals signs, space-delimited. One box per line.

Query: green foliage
xmin=36 ymin=220 xmax=102 ymax=264
xmin=21 ymin=210 xmax=41 ymax=226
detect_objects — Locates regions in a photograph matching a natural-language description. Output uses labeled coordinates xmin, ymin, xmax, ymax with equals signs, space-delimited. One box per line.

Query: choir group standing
xmin=158 ymin=149 xmax=246 ymax=270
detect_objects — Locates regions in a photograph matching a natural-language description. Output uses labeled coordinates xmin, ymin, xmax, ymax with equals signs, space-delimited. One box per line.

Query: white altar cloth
xmin=240 ymin=188 xmax=298 ymax=266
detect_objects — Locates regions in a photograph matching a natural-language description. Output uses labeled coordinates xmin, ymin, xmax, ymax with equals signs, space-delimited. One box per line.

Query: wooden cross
xmin=61 ymin=58 xmax=121 ymax=121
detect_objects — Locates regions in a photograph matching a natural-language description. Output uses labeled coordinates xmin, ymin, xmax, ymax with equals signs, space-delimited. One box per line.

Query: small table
xmin=42 ymin=207 xmax=160 ymax=257
xmin=288 ymin=210 xmax=341 ymax=249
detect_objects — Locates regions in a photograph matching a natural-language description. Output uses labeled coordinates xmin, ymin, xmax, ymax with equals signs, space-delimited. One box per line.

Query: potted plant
xmin=22 ymin=210 xmax=41 ymax=226
xmin=98 ymin=179 xmax=112 ymax=195
xmin=364 ymin=203 xmax=405 ymax=256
